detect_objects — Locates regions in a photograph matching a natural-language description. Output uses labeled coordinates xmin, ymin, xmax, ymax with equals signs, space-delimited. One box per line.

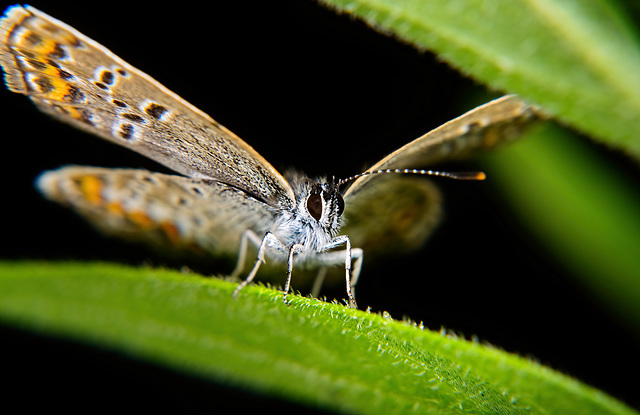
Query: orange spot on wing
xmin=30 ymin=38 xmax=59 ymax=56
xmin=187 ymin=243 xmax=205 ymax=255
xmin=80 ymin=175 xmax=103 ymax=205
xmin=481 ymin=128 xmax=500 ymax=148
xmin=106 ymin=201 xmax=125 ymax=215
xmin=160 ymin=221 xmax=181 ymax=245
xmin=128 ymin=210 xmax=154 ymax=228
xmin=46 ymin=78 xmax=75 ymax=102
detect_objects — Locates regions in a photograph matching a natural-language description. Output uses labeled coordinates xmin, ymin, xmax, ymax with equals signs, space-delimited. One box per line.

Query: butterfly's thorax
xmin=271 ymin=175 xmax=344 ymax=253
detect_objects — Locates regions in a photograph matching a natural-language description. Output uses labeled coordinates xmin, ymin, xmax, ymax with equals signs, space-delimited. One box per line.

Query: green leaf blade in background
xmin=0 ymin=261 xmax=635 ymax=414
xmin=321 ymin=0 xmax=640 ymax=157
xmin=480 ymin=123 xmax=640 ymax=330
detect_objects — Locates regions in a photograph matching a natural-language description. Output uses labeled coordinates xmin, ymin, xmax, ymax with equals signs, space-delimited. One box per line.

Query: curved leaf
xmin=321 ymin=0 xmax=640 ymax=158
xmin=481 ymin=123 xmax=640 ymax=330
xmin=0 ymin=261 xmax=635 ymax=414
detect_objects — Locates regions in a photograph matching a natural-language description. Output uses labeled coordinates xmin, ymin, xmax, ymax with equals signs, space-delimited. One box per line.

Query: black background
xmin=2 ymin=1 xmax=639 ymax=412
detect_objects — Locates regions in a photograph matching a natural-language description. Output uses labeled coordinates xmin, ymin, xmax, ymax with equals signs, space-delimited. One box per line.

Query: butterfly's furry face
xmin=272 ymin=177 xmax=345 ymax=253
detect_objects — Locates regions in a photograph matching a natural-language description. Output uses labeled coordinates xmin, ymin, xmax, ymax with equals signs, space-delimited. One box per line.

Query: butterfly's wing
xmin=37 ymin=166 xmax=279 ymax=258
xmin=341 ymin=174 xmax=442 ymax=258
xmin=0 ymin=5 xmax=295 ymax=209
xmin=341 ymin=95 xmax=542 ymax=258
xmin=343 ymin=95 xmax=542 ymax=200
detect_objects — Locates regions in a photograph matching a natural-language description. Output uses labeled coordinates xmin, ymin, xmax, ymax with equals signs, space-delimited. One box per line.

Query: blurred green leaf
xmin=0 ymin=261 xmax=636 ymax=414
xmin=321 ymin=0 xmax=640 ymax=158
xmin=481 ymin=123 xmax=640 ymax=330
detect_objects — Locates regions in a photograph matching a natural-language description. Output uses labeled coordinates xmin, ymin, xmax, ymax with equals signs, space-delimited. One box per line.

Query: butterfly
xmin=0 ymin=5 xmax=541 ymax=308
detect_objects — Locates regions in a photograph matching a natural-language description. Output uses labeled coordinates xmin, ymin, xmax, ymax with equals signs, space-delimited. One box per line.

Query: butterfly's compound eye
xmin=307 ymin=193 xmax=323 ymax=221
xmin=336 ymin=193 xmax=345 ymax=216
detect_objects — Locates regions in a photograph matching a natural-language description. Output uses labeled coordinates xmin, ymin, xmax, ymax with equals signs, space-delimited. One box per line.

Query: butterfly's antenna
xmin=338 ymin=169 xmax=486 ymax=187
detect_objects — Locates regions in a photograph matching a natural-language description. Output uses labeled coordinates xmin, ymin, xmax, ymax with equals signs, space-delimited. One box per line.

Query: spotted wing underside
xmin=36 ymin=166 xmax=279 ymax=257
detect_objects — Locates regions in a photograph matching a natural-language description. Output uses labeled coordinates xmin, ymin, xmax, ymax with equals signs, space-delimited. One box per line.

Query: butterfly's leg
xmin=349 ymin=248 xmax=363 ymax=305
xmin=233 ymin=231 xmax=285 ymax=299
xmin=311 ymin=247 xmax=364 ymax=306
xmin=230 ymin=229 xmax=263 ymax=280
xmin=283 ymin=244 xmax=304 ymax=305
xmin=310 ymin=248 xmax=362 ymax=300
xmin=323 ymin=236 xmax=358 ymax=309
xmin=343 ymin=238 xmax=358 ymax=309
xmin=310 ymin=267 xmax=328 ymax=298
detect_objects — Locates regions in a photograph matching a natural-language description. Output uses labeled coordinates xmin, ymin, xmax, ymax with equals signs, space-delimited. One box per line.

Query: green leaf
xmin=481 ymin=123 xmax=640 ymax=330
xmin=0 ymin=261 xmax=635 ymax=414
xmin=320 ymin=0 xmax=640 ymax=158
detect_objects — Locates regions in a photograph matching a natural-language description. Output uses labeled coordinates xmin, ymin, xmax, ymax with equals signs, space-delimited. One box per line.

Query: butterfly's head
xmin=305 ymin=178 xmax=345 ymax=234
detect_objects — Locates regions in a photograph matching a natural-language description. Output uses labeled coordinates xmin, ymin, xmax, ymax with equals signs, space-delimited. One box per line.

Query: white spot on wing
xmin=24 ymin=72 xmax=39 ymax=90
xmin=93 ymin=66 xmax=109 ymax=82
xmin=8 ymin=25 xmax=28 ymax=44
